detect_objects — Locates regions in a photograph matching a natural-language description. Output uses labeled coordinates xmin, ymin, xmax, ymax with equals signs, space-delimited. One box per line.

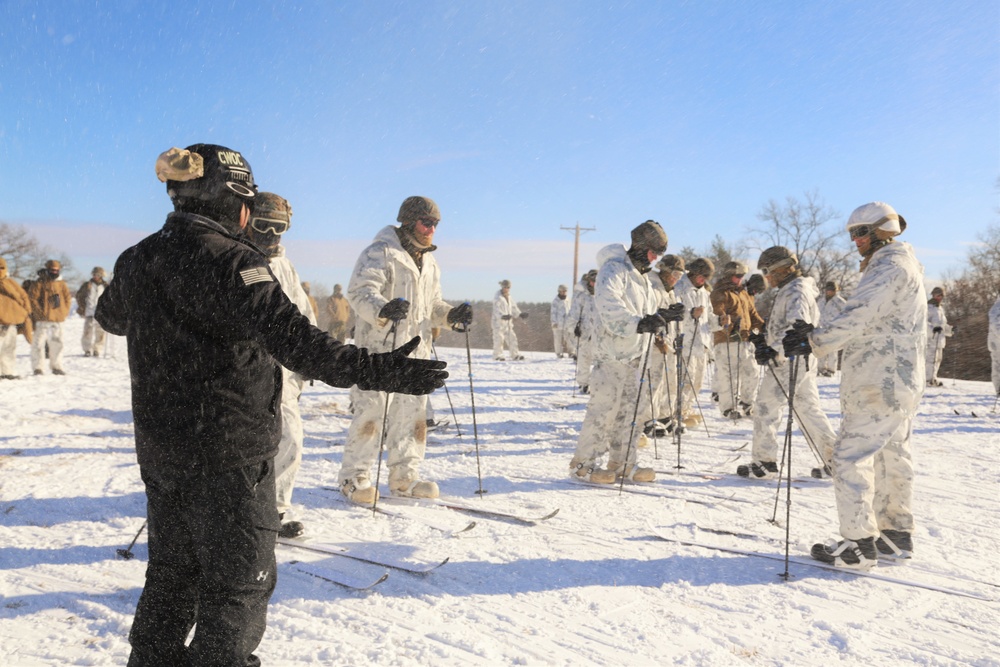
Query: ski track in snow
xmin=1 ymin=317 xmax=999 ymax=665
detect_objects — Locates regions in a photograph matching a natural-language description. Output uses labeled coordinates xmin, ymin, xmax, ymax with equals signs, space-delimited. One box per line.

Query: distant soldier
xmin=673 ymin=257 xmax=715 ymax=427
xmin=492 ymin=279 xmax=527 ymax=361
xmin=925 ymin=287 xmax=953 ymax=387
xmin=0 ymin=257 xmax=33 ymax=379
xmin=990 ymin=296 xmax=1000 ymax=397
xmin=77 ymin=266 xmax=108 ymax=356
xmin=550 ymin=284 xmax=572 ymax=358
xmin=24 ymin=259 xmax=72 ymax=375
xmin=326 ymin=284 xmax=352 ymax=342
xmin=569 ymin=270 xmax=598 ymax=393
xmin=709 ymin=260 xmax=765 ymax=419
xmin=817 ymin=281 xmax=846 ymax=376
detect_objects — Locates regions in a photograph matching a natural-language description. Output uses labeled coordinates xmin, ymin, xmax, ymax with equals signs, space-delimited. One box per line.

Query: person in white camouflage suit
xmin=990 ymin=295 xmax=1000 ymax=397
xmin=570 ymin=220 xmax=682 ymax=484
xmin=339 ymin=196 xmax=472 ymax=503
xmin=673 ymin=257 xmax=716 ymax=428
xmin=569 ymin=270 xmax=598 ymax=393
xmin=816 ymin=281 xmax=846 ymax=376
xmin=924 ymin=286 xmax=953 ymax=387
xmin=245 ymin=193 xmax=315 ymax=538
xmin=642 ymin=254 xmax=686 ymax=435
xmin=491 ymin=279 xmax=526 ymax=360
xmin=784 ymin=202 xmax=926 ymax=569
xmin=550 ymin=284 xmax=573 ymax=358
xmin=742 ymin=246 xmax=836 ymax=481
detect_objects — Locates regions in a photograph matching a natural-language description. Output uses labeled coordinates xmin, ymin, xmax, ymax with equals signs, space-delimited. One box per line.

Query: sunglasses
xmin=250 ymin=217 xmax=289 ymax=236
xmin=849 ymin=224 xmax=872 ymax=239
xmin=416 ymin=218 xmax=440 ymax=229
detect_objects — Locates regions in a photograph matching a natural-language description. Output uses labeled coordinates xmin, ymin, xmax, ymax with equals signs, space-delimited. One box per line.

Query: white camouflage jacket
xmin=550 ymin=295 xmax=571 ymax=328
xmin=651 ymin=276 xmax=681 ymax=346
xmin=818 ymin=292 xmax=846 ymax=327
xmin=491 ymin=290 xmax=521 ymax=330
xmin=673 ymin=273 xmax=714 ymax=351
xmin=592 ymin=244 xmax=658 ymax=363
xmin=926 ymin=302 xmax=953 ymax=350
xmin=766 ymin=274 xmax=821 ymax=365
xmin=347 ymin=225 xmax=452 ymax=358
xmin=810 ymin=242 xmax=927 ymax=415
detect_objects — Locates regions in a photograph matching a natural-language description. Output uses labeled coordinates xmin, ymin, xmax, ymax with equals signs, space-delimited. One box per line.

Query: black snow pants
xmin=128 ymin=459 xmax=280 ymax=667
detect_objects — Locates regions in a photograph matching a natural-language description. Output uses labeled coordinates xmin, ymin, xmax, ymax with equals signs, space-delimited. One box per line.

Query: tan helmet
xmin=721 ymin=260 xmax=749 ymax=277
xmin=687 ymin=257 xmax=714 ymax=278
xmin=657 ymin=254 xmax=685 ymax=273
xmin=630 ymin=220 xmax=668 ymax=254
xmin=757 ymin=246 xmax=798 ymax=274
xmin=397 ymin=196 xmax=440 ymax=224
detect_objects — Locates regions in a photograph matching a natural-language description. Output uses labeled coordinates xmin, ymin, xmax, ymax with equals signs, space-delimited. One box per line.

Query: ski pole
xmin=673 ymin=331 xmax=686 ymax=469
xmin=116 ymin=520 xmax=147 ymax=560
xmin=371 ymin=320 xmax=401 ymax=516
xmin=572 ymin=319 xmax=582 ymax=397
xmin=646 ymin=367 xmax=659 ymax=460
xmin=619 ymin=333 xmax=655 ymax=494
xmin=432 ymin=342 xmax=462 ymax=438
xmin=778 ymin=356 xmax=799 ymax=581
xmin=451 ymin=322 xmax=486 ymax=495
xmin=724 ymin=332 xmax=737 ymax=416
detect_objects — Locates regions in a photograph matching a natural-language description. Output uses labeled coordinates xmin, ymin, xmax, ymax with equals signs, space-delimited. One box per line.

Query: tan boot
xmin=637 ymin=434 xmax=650 ymax=449
xmin=620 ymin=466 xmax=655 ymax=483
xmin=391 ymin=479 xmax=440 ymax=499
xmin=341 ymin=478 xmax=378 ymax=505
xmin=570 ymin=459 xmax=615 ymax=484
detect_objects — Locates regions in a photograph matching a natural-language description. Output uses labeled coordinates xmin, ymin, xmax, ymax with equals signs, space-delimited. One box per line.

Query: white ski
xmin=647 ymin=524 xmax=994 ymax=601
xmin=379 ymin=495 xmax=560 ymax=525
xmin=290 ymin=560 xmax=389 ymax=591
xmin=278 ymin=536 xmax=450 ymax=574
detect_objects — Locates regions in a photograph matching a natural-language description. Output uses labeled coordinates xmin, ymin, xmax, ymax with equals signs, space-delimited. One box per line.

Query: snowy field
xmin=1 ymin=316 xmax=999 ymax=666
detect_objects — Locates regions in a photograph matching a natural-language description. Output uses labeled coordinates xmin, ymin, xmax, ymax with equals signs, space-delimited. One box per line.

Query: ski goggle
xmin=250 ymin=217 xmax=289 ymax=236
xmin=415 ymin=218 xmax=440 ymax=229
xmin=849 ymin=224 xmax=872 ymax=239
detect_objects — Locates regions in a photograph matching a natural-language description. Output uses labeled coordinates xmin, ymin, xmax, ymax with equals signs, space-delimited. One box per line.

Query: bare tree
xmin=940 ymin=222 xmax=1000 ymax=381
xmin=0 ymin=222 xmax=77 ymax=284
xmin=746 ymin=191 xmax=857 ymax=291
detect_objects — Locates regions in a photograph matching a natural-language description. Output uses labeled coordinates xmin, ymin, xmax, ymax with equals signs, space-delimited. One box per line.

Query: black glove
xmin=501 ymin=314 xmax=513 ymax=321
xmin=363 ymin=336 xmax=448 ymax=395
xmin=51 ymin=294 xmax=61 ymax=309
xmin=379 ymin=298 xmax=410 ymax=321
xmin=782 ymin=320 xmax=814 ymax=357
xmin=447 ymin=302 xmax=473 ymax=326
xmin=637 ymin=313 xmax=666 ymax=334
xmin=658 ymin=303 xmax=686 ymax=323
xmin=932 ymin=326 xmax=943 ymax=334
xmin=747 ymin=330 xmax=766 ymax=347
xmin=519 ymin=312 xmax=529 ymax=320
xmin=755 ymin=344 xmax=778 ymax=366
xmin=574 ymin=323 xmax=582 ymax=337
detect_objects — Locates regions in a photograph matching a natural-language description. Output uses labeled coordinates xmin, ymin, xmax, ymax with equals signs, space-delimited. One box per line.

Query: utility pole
xmin=560 ymin=222 xmax=596 ymax=289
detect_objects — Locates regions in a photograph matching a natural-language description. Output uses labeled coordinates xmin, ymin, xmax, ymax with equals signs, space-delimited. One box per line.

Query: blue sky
xmin=2 ymin=1 xmax=997 ymax=302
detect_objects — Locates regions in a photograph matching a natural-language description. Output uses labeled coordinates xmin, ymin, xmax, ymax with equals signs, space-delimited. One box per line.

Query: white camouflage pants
xmin=552 ymin=326 xmax=571 ymax=356
xmin=643 ymin=347 xmax=679 ymax=423
xmin=492 ymin=321 xmax=520 ymax=359
xmin=81 ymin=316 xmax=106 ymax=355
xmin=31 ymin=321 xmax=64 ymax=373
xmin=571 ymin=358 xmax=643 ymax=472
xmin=713 ymin=341 xmax=758 ymax=415
xmin=679 ymin=344 xmax=708 ymax=419
xmin=751 ymin=360 xmax=835 ymax=469
xmin=0 ymin=325 xmax=17 ymax=376
xmin=833 ymin=410 xmax=914 ymax=541
xmin=818 ymin=351 xmax=838 ymax=375
xmin=575 ymin=335 xmax=595 ymax=388
xmin=274 ymin=371 xmax=305 ymax=516
xmin=339 ymin=387 xmax=428 ymax=489
xmin=925 ymin=337 xmax=944 ymax=383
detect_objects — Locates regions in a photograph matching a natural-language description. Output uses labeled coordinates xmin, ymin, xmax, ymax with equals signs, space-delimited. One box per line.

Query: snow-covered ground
xmin=1 ymin=316 xmax=998 ymax=666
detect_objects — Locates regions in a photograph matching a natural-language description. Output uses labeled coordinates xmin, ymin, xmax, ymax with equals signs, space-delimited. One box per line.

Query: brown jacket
xmin=710 ymin=280 xmax=765 ymax=345
xmin=0 ymin=276 xmax=33 ymax=342
xmin=24 ymin=276 xmax=72 ymax=323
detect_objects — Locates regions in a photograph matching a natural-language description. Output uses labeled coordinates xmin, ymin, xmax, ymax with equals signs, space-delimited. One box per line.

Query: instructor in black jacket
xmin=97 ymin=143 xmax=447 ymax=667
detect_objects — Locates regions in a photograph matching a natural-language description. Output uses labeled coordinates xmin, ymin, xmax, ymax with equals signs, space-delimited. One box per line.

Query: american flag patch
xmin=240 ymin=267 xmax=273 ymax=285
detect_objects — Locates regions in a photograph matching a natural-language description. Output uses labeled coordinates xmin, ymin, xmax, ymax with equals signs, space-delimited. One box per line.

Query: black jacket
xmin=97 ymin=212 xmax=370 ymax=470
